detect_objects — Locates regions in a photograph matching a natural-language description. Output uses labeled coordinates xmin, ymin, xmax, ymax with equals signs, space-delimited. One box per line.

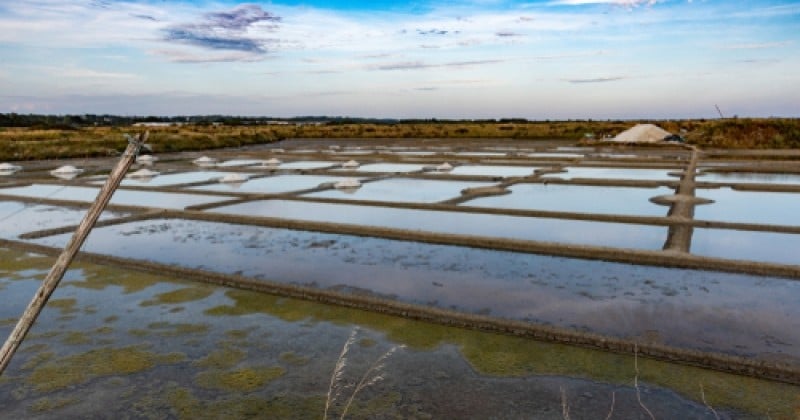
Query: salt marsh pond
xmin=1 ymin=139 xmax=799 ymax=418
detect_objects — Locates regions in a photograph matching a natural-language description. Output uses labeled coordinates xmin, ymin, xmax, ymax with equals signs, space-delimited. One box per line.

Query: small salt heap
xmin=193 ymin=156 xmax=218 ymax=167
xmin=334 ymin=178 xmax=361 ymax=192
xmin=50 ymin=165 xmax=83 ymax=180
xmin=341 ymin=160 xmax=360 ymax=169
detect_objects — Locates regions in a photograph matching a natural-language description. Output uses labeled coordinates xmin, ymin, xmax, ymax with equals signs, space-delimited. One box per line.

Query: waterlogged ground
xmin=31 ymin=219 xmax=800 ymax=363
xmin=1 ymin=248 xmax=798 ymax=418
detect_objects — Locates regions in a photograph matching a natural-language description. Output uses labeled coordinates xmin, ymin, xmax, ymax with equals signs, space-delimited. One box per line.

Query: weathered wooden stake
xmin=0 ymin=132 xmax=147 ymax=375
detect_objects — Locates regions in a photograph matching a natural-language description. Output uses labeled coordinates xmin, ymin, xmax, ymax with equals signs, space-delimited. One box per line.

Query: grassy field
xmin=1 ymin=118 xmax=798 ymax=161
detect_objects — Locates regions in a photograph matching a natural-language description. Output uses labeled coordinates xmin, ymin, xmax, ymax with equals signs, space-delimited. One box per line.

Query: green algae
xmin=93 ymin=326 xmax=113 ymax=335
xmin=0 ymin=248 xmax=52 ymax=276
xmin=128 ymin=328 xmax=149 ymax=337
xmin=344 ymin=391 xmax=403 ymax=419
xmin=359 ymin=338 xmax=377 ymax=348
xmin=46 ymin=298 xmax=78 ymax=315
xmin=194 ymin=347 xmax=245 ymax=370
xmin=27 ymin=346 xmax=183 ymax=392
xmin=30 ymin=397 xmax=77 ymax=412
xmin=141 ymin=286 xmax=215 ymax=307
xmin=205 ymin=289 xmax=455 ymax=349
xmin=62 ymin=331 xmax=91 ymax=345
xmin=224 ymin=329 xmax=250 ymax=340
xmin=64 ymin=263 xmax=162 ymax=294
xmin=21 ymin=351 xmax=55 ymax=370
xmin=163 ymin=385 xmax=324 ymax=420
xmin=20 ymin=343 xmax=49 ymax=353
xmin=147 ymin=321 xmax=209 ymax=336
xmin=279 ymin=351 xmax=309 ymax=366
xmin=195 ymin=366 xmax=285 ymax=392
xmin=1 ymin=246 xmax=797 ymax=417
xmin=205 ymin=288 xmax=800 ymax=418
xmin=104 ymin=315 xmax=119 ymax=323
xmin=0 ymin=317 xmax=16 ymax=326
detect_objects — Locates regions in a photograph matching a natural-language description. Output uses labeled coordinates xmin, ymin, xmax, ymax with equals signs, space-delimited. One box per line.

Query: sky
xmin=0 ymin=0 xmax=798 ymax=119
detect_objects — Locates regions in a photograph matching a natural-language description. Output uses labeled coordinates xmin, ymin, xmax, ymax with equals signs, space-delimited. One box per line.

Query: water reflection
xmin=444 ymin=165 xmax=539 ymax=177
xmin=189 ymin=175 xmax=364 ymax=194
xmin=279 ymin=161 xmax=338 ymax=170
xmin=32 ymin=219 xmax=800 ymax=360
xmin=0 ymin=184 xmax=229 ymax=210
xmin=692 ymin=228 xmax=800 ymax=265
xmin=304 ymin=178 xmax=495 ymax=203
xmin=464 ymin=184 xmax=673 ymax=216
xmin=0 ymin=248 xmax=773 ymax=418
xmin=543 ymin=167 xmax=679 ymax=181
xmin=694 ymin=188 xmax=800 ymax=226
xmin=0 ymin=201 xmax=126 ymax=239
xmin=211 ymin=200 xmax=666 ymax=249
xmin=697 ymin=171 xmax=800 ymax=185
xmin=344 ymin=163 xmax=426 ymax=173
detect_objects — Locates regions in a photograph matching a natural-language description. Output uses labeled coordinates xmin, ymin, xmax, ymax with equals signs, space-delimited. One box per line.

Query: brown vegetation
xmin=1 ymin=118 xmax=798 ymax=161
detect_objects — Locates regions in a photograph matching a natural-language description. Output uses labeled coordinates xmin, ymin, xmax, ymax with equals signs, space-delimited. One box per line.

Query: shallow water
xmin=216 ymin=159 xmax=265 ymax=168
xmin=697 ymin=171 xmax=800 ymax=185
xmin=343 ymin=163 xmax=426 ymax=173
xmin=390 ymin=151 xmax=437 ymax=156
xmin=527 ymin=152 xmax=583 ymax=158
xmin=543 ymin=167 xmax=680 ymax=181
xmin=188 ymin=175 xmax=363 ymax=194
xmin=452 ymin=152 xmax=508 ymax=157
xmin=0 ymin=184 xmax=229 ymax=210
xmin=694 ymin=188 xmax=800 ymax=226
xmin=114 ymin=171 xmax=243 ymax=187
xmin=442 ymin=165 xmax=539 ymax=177
xmin=0 ymin=201 xmax=126 ymax=239
xmin=209 ymin=199 xmax=666 ymax=249
xmin=30 ymin=218 xmax=800 ymax=361
xmin=278 ymin=161 xmax=338 ymax=170
xmin=304 ymin=178 xmax=494 ymax=203
xmin=691 ymin=228 xmax=800 ymax=265
xmin=0 ymin=248 xmax=774 ymax=418
xmin=463 ymin=184 xmax=673 ymax=216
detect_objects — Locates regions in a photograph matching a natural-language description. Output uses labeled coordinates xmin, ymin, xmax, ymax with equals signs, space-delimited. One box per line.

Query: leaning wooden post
xmin=0 ymin=132 xmax=147 ymax=375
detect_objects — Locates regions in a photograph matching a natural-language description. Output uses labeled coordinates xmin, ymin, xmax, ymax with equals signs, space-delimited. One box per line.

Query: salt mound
xmin=0 ymin=163 xmax=21 ymax=172
xmin=334 ymin=178 xmax=361 ymax=189
xmin=341 ymin=160 xmax=360 ymax=169
xmin=435 ymin=162 xmax=453 ymax=172
xmin=51 ymin=165 xmax=83 ymax=174
xmin=611 ymin=124 xmax=673 ymax=143
xmin=219 ymin=173 xmax=249 ymax=183
xmin=263 ymin=158 xmax=282 ymax=166
xmin=128 ymin=168 xmax=160 ymax=178
xmin=193 ymin=156 xmax=218 ymax=166
xmin=136 ymin=154 xmax=157 ymax=164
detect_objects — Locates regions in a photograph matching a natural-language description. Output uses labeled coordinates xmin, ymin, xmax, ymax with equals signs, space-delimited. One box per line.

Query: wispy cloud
xmin=130 ymin=13 xmax=158 ymax=22
xmin=162 ymin=4 xmax=281 ymax=58
xmin=566 ymin=76 xmax=626 ymax=83
xmin=720 ymin=41 xmax=794 ymax=50
xmin=496 ymin=31 xmax=524 ymax=37
xmin=373 ymin=59 xmax=505 ymax=71
xmin=153 ymin=49 xmax=268 ymax=63
xmin=60 ymin=68 xmax=138 ymax=79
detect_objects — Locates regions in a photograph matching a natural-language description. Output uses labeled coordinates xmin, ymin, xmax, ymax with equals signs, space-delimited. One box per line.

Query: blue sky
xmin=0 ymin=0 xmax=798 ymax=118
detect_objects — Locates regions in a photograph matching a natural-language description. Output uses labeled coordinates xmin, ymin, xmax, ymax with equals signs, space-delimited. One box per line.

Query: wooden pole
xmin=0 ymin=132 xmax=147 ymax=375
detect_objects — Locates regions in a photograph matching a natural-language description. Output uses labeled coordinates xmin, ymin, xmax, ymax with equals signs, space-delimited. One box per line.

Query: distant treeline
xmin=0 ymin=113 xmax=663 ymax=128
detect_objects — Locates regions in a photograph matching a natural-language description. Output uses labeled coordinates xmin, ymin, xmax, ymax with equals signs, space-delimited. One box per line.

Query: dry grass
xmin=323 ymin=328 xmax=403 ymax=420
xmin=1 ymin=118 xmax=797 ymax=161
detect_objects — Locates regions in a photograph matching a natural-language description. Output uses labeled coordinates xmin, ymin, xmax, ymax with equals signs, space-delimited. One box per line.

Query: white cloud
xmin=719 ymin=41 xmax=794 ymax=50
